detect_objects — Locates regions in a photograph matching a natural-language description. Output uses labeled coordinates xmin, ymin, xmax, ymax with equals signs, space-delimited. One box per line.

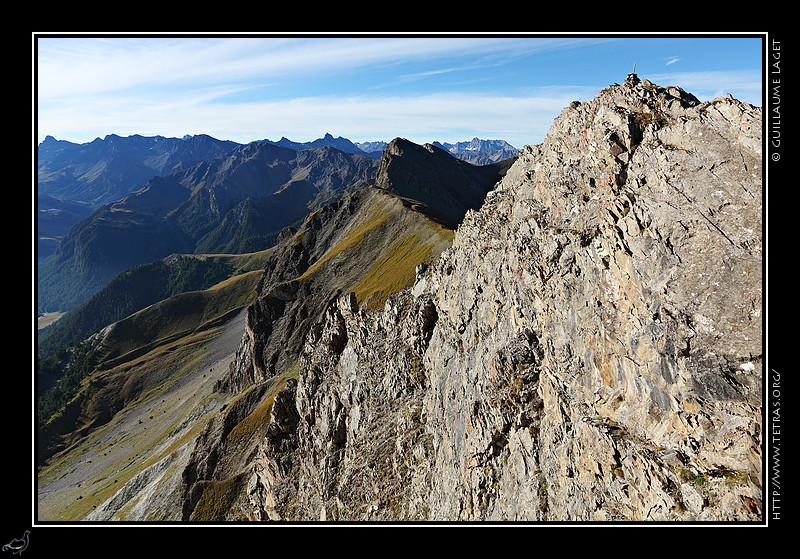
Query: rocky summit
xmin=176 ymin=74 xmax=763 ymax=522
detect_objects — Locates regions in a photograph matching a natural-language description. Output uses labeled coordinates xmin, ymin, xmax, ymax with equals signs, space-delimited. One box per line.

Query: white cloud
xmin=37 ymin=90 xmax=579 ymax=148
xmin=37 ymin=36 xmax=601 ymax=100
xmin=37 ymin=36 xmax=611 ymax=147
xmin=37 ymin=36 xmax=761 ymax=148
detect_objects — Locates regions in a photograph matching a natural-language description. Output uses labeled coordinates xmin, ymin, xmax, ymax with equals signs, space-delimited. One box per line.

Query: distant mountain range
xmin=37 ymin=141 xmax=377 ymax=314
xmin=264 ymin=133 xmax=379 ymax=158
xmin=37 ymin=133 xmax=520 ymax=255
xmin=36 ymin=133 xmax=241 ymax=262
xmin=36 ymin=133 xmax=518 ymax=316
xmin=266 ymin=134 xmax=521 ymax=164
xmin=37 ymin=133 xmax=240 ymax=206
xmin=432 ymin=138 xmax=521 ymax=165
xmin=35 ymin=131 xmax=512 ymax=473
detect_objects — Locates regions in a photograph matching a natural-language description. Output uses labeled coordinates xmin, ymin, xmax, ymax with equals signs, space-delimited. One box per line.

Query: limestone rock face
xmin=211 ymin=76 xmax=763 ymax=522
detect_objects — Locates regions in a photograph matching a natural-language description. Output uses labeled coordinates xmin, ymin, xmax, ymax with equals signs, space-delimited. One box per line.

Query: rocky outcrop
xmin=191 ymin=75 xmax=763 ymax=522
xmin=375 ymin=138 xmax=513 ymax=223
xmin=411 ymin=75 xmax=762 ymax=521
xmin=244 ymin=290 xmax=440 ymax=520
xmin=216 ymin=184 xmax=455 ymax=392
xmin=216 ymin=137 xmax=508 ymax=393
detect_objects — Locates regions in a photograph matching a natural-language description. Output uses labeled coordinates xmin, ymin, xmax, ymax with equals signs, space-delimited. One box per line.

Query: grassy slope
xmin=37 ymin=269 xmax=262 ymax=521
xmin=180 ymin=188 xmax=457 ymax=520
xmin=353 ymin=228 xmax=452 ymax=310
xmin=38 ymin=247 xmax=272 ymax=356
xmin=188 ymin=363 xmax=301 ymax=521
xmin=300 ymin=187 xmax=454 ymax=311
xmin=97 ymin=269 xmax=261 ymax=363
xmin=201 ymin=248 xmax=274 ymax=274
xmin=38 ymin=187 xmax=457 ymax=521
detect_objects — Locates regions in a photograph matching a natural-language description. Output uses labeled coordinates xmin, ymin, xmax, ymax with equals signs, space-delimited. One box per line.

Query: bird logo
xmin=2 ymin=531 xmax=29 ymax=555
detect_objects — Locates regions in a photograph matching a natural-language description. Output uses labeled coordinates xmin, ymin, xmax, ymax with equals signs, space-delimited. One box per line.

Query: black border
xmin=25 ymin=31 xmax=779 ymax=554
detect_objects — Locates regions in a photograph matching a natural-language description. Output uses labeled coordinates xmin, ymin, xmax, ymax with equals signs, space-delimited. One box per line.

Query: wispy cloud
xmin=35 ymin=36 xmax=761 ymax=147
xmin=37 ymin=36 xmax=601 ymax=100
xmin=398 ymin=64 xmax=479 ymax=81
xmin=38 ymin=90 xmax=580 ymax=148
xmin=36 ymin=36 xmax=610 ymax=146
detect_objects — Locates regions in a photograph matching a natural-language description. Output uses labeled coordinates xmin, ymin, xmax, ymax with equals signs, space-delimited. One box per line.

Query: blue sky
xmin=35 ymin=34 xmax=764 ymax=149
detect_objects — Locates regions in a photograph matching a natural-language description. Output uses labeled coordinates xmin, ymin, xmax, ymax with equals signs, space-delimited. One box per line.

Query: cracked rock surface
xmin=193 ymin=75 xmax=763 ymax=522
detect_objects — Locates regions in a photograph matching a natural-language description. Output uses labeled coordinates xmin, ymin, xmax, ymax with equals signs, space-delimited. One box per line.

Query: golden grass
xmin=353 ymin=233 xmax=431 ymax=310
xmin=295 ymin=190 xmax=456 ymax=311
xmin=190 ymin=472 xmax=248 ymax=521
xmin=225 ymin=362 xmax=301 ymax=448
xmin=99 ymin=270 xmax=261 ymax=363
xmin=185 ymin=248 xmax=274 ymax=274
xmin=299 ymin=198 xmax=393 ymax=280
xmin=224 ymin=390 xmax=274 ymax=449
